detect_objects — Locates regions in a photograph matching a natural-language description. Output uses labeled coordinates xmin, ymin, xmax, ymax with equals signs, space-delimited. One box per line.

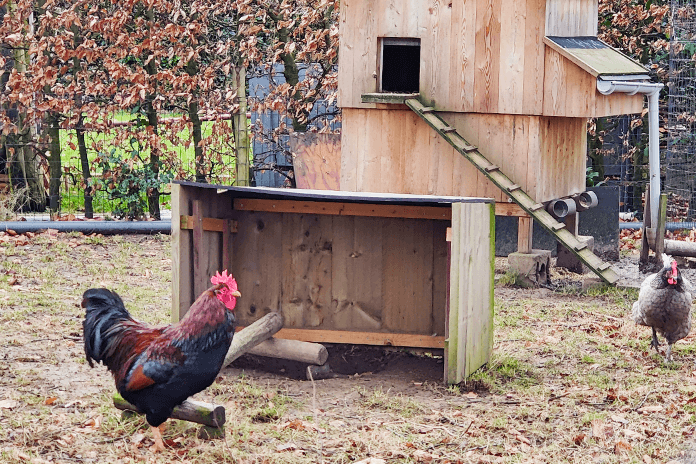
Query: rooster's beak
xmin=231 ymin=290 xmax=242 ymax=298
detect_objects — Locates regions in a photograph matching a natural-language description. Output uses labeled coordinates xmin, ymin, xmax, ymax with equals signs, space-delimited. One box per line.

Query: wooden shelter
xmin=337 ymin=0 xmax=647 ymax=208
xmin=172 ymin=181 xmax=494 ymax=383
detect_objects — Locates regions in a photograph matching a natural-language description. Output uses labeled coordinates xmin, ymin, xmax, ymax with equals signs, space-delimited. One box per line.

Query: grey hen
xmin=632 ymin=254 xmax=693 ymax=362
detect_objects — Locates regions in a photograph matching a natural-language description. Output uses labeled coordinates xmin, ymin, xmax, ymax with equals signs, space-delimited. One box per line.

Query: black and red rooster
xmin=82 ymin=271 xmax=240 ymax=451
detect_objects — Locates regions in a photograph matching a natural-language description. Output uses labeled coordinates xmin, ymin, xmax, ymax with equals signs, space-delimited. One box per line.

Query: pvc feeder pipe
xmin=0 ymin=220 xmax=171 ymax=235
xmin=572 ymin=191 xmax=599 ymax=212
xmin=596 ymin=79 xmax=663 ymax=228
xmin=546 ymin=198 xmax=576 ymax=219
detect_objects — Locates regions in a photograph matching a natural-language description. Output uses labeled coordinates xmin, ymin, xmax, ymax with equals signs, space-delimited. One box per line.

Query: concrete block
xmin=557 ymin=235 xmax=594 ymax=274
xmin=508 ymin=249 xmax=552 ymax=285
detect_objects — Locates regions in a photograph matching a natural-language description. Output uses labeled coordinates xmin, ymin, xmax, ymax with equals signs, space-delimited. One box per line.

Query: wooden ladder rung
xmin=420 ymin=106 xmax=435 ymax=113
xmin=574 ymin=243 xmax=588 ymax=252
xmin=551 ymin=222 xmax=565 ymax=231
xmin=484 ymin=164 xmax=500 ymax=172
xmin=506 ymin=184 xmax=522 ymax=193
xmin=530 ymin=203 xmax=544 ymax=212
xmin=442 ymin=126 xmax=457 ymax=133
xmin=598 ymin=262 xmax=611 ymax=271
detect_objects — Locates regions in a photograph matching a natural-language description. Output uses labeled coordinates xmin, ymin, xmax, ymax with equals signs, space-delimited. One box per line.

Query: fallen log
xmin=664 ymin=239 xmax=696 ymax=258
xmin=223 ymin=311 xmax=284 ymax=367
xmin=247 ymin=337 xmax=328 ymax=365
xmin=113 ymin=394 xmax=225 ymax=428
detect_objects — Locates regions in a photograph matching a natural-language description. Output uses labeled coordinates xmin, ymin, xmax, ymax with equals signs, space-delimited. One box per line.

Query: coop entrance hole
xmin=380 ymin=38 xmax=420 ymax=93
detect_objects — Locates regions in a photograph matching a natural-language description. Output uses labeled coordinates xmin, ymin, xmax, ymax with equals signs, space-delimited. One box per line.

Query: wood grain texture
xmin=331 ymin=216 xmax=384 ymax=331
xmin=498 ymin=0 xmax=526 ymax=113
xmin=382 ymin=218 xmax=434 ymax=333
xmin=447 ymin=202 xmax=494 ymax=383
xmin=232 ymin=212 xmax=282 ymax=324
xmin=281 ymin=214 xmax=333 ymax=328
xmin=474 ymin=0 xmax=501 ymax=113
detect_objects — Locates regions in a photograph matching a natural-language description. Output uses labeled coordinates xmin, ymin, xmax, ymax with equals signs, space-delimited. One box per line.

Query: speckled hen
xmin=632 ymin=255 xmax=693 ymax=362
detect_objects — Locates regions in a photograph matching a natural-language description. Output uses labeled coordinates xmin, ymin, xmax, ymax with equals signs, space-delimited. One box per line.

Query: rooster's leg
xmin=650 ymin=328 xmax=661 ymax=352
xmin=149 ymin=423 xmax=166 ymax=452
xmin=665 ymin=344 xmax=673 ymax=363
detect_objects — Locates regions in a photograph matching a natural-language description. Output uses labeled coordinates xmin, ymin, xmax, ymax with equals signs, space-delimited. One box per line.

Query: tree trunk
xmin=188 ymin=100 xmax=206 ymax=183
xmin=76 ymin=114 xmax=93 ymax=218
xmin=232 ymin=67 xmax=250 ymax=187
xmin=144 ymin=6 xmax=160 ymax=220
xmin=7 ymin=2 xmax=45 ymax=211
xmin=46 ymin=113 xmax=62 ymax=213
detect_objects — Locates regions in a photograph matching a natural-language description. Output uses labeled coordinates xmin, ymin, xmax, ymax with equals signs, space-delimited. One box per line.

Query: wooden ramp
xmin=404 ymin=97 xmax=619 ymax=285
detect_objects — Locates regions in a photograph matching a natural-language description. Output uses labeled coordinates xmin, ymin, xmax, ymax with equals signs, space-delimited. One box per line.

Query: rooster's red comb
xmin=211 ymin=270 xmax=239 ymax=309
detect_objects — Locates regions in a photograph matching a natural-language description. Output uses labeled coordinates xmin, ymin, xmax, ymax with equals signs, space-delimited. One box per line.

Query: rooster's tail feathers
xmin=82 ymin=288 xmax=132 ymax=368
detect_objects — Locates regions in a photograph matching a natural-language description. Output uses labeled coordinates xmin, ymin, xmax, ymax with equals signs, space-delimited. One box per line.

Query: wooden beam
xmin=236 ymin=327 xmax=445 ymax=349
xmin=180 ymin=215 xmax=238 ymax=233
xmin=495 ymin=203 xmax=529 ymax=217
xmin=192 ymin=201 xmax=205 ymax=298
xmin=233 ymin=198 xmax=451 ymax=220
xmin=234 ymin=199 xmax=524 ymax=220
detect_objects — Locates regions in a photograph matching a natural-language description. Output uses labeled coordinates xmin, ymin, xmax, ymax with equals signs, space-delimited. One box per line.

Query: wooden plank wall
xmin=545 ymin=0 xmax=598 ymax=37
xmin=175 ymin=193 xmax=455 ymax=337
xmin=172 ymin=184 xmax=236 ymax=322
xmin=231 ymin=212 xmax=449 ymax=336
xmin=446 ymin=202 xmax=494 ymax=383
xmin=338 ymin=0 xmax=643 ymax=118
xmin=341 ymin=108 xmax=585 ymax=202
xmin=542 ymin=47 xmax=644 ymax=118
xmin=339 ymin=0 xmax=547 ymax=115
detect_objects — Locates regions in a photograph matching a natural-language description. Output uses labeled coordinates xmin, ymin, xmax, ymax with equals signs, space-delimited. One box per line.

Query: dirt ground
xmin=1 ymin=231 xmax=695 ymax=463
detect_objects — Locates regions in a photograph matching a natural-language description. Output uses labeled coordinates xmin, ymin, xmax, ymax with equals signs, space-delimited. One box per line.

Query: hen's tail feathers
xmin=82 ymin=288 xmax=132 ymax=368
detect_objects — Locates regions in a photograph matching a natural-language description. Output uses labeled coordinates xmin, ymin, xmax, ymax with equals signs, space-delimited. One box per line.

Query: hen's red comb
xmin=669 ymin=261 xmax=678 ymax=285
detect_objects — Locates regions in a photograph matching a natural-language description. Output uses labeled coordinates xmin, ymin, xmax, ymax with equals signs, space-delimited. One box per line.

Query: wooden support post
xmin=446 ymin=202 xmax=494 ymax=384
xmin=192 ymin=200 xmax=205 ymax=298
xmin=517 ymin=217 xmax=533 ymax=253
xmin=654 ymin=193 xmax=668 ymax=257
xmin=223 ymin=312 xmax=284 ymax=367
xmin=113 ymin=394 xmax=225 ymax=428
xmin=639 ymin=185 xmax=651 ymax=265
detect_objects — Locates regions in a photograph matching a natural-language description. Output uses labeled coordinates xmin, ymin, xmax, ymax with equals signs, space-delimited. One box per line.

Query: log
xmin=113 ymin=393 xmax=225 ymax=428
xmin=664 ymin=239 xmax=696 ymax=258
xmin=223 ymin=311 xmax=284 ymax=367
xmin=246 ymin=337 xmax=329 ymax=365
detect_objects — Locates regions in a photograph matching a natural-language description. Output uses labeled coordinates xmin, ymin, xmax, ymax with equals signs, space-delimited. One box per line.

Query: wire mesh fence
xmin=0 ymin=115 xmax=240 ymax=221
xmin=666 ymin=0 xmax=696 ymax=223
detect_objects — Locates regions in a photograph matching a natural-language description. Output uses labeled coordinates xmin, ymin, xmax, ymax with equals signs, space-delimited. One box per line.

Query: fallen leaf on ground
xmin=591 ymin=419 xmax=605 ymax=439
xmin=276 ymin=443 xmax=298 ymax=452
xmin=0 ymin=399 xmax=18 ymax=409
xmin=637 ymin=405 xmax=663 ymax=414
xmin=614 ymin=440 xmax=632 ymax=454
xmin=352 ymin=458 xmax=386 ymax=464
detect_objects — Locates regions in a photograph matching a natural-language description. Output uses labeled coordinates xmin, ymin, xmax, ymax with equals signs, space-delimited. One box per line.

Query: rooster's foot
xmin=149 ymin=424 xmax=166 ymax=453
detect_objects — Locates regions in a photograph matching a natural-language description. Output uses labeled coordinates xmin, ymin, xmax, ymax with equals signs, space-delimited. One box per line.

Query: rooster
xmin=82 ymin=271 xmax=240 ymax=452
xmin=632 ymin=255 xmax=693 ymax=362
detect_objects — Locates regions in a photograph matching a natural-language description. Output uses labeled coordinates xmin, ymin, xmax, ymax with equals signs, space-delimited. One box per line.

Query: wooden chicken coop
xmin=172 ymin=181 xmax=494 ymax=383
xmin=335 ymin=0 xmax=651 ymax=284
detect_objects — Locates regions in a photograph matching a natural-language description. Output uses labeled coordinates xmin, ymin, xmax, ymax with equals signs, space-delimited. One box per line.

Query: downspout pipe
xmin=596 ymin=80 xmax=663 ymax=227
